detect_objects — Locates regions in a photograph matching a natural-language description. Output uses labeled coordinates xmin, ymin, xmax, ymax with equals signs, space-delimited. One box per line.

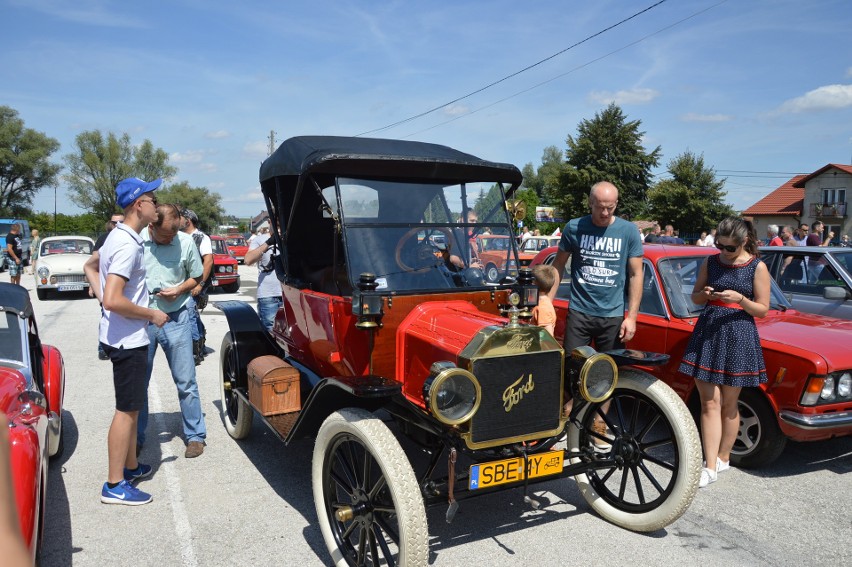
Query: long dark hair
xmin=717 ymin=217 xmax=760 ymax=257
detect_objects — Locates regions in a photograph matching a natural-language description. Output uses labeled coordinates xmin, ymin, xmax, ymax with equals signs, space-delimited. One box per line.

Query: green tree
xmin=155 ymin=181 xmax=226 ymax=233
xmin=29 ymin=211 xmax=102 ymax=236
xmin=648 ymin=151 xmax=736 ymax=234
xmin=63 ymin=130 xmax=177 ymax=220
xmin=0 ymin=106 xmax=62 ymax=215
xmin=550 ymin=103 xmax=660 ymax=221
xmin=522 ymin=145 xmax=564 ymax=202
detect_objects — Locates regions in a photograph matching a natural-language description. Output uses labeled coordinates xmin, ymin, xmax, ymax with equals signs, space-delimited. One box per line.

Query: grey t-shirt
xmin=250 ymin=234 xmax=282 ymax=300
xmin=559 ymin=216 xmax=643 ymax=318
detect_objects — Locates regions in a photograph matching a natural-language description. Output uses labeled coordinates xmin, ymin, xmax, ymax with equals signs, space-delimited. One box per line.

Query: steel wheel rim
xmin=583 ymin=391 xmax=680 ymax=513
xmin=222 ymin=340 xmax=240 ymax=426
xmin=323 ymin=433 xmax=401 ymax=567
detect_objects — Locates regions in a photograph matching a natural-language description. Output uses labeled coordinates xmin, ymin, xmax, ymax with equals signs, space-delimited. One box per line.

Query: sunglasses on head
xmin=715 ymin=242 xmax=740 ymax=253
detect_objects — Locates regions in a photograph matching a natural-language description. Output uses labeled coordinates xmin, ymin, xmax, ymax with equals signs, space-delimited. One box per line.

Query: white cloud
xmin=587 ymin=88 xmax=659 ymax=105
xmin=778 ymin=84 xmax=852 ymax=113
xmin=680 ymin=113 xmax=734 ymax=123
xmin=204 ymin=130 xmax=231 ymax=140
xmin=243 ymin=141 xmax=269 ymax=159
xmin=443 ymin=104 xmax=469 ymax=117
xmin=170 ymin=150 xmax=205 ymax=164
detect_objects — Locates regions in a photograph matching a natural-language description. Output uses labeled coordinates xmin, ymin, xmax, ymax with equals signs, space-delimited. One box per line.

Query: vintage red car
xmin=471 ymin=234 xmax=518 ymax=282
xmin=225 ymin=235 xmax=249 ymax=264
xmin=0 ymin=282 xmax=65 ymax=560
xmin=531 ymin=243 xmax=852 ymax=467
xmin=215 ymin=136 xmax=702 ymax=566
xmin=209 ymin=235 xmax=240 ymax=293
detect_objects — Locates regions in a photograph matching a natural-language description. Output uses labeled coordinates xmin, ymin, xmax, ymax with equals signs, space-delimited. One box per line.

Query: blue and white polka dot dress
xmin=679 ymin=255 xmax=767 ymax=387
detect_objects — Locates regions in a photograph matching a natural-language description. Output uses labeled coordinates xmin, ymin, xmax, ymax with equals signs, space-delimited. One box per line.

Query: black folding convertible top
xmin=259 ymin=136 xmax=523 ymax=187
xmin=0 ymin=282 xmax=33 ymax=318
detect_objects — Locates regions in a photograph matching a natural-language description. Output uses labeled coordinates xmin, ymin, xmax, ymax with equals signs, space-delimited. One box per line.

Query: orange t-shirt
xmin=532 ymin=295 xmax=557 ymax=335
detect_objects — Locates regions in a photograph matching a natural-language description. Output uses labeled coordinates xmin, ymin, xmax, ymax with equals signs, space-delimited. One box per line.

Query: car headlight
xmin=37 ymin=266 xmax=50 ymax=279
xmin=572 ymin=345 xmax=618 ymax=402
xmin=423 ymin=361 xmax=481 ymax=425
xmin=838 ymin=372 xmax=852 ymax=398
xmin=801 ymin=372 xmax=852 ymax=405
xmin=226 ymin=266 xmax=233 ymax=273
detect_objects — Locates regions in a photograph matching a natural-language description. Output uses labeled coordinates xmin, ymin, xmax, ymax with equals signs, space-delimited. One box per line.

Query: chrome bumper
xmin=779 ymin=410 xmax=852 ymax=429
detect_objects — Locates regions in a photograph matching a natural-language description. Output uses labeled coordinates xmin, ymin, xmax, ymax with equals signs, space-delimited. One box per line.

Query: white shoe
xmin=699 ymin=467 xmax=717 ymax=488
xmin=716 ymin=457 xmax=730 ymax=473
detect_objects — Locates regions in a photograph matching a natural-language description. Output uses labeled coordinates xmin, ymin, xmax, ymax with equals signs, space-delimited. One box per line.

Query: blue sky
xmin=2 ymin=0 xmax=851 ymax=219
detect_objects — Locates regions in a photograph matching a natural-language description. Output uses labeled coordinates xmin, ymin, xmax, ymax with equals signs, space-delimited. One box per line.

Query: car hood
xmin=757 ymin=309 xmax=852 ymax=367
xmin=37 ymin=255 xmax=89 ymax=272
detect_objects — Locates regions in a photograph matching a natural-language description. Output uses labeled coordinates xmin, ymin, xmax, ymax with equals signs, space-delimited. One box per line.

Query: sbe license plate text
xmin=469 ymin=450 xmax=564 ymax=490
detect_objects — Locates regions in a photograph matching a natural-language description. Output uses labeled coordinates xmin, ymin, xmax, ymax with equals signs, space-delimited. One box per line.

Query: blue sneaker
xmin=123 ymin=463 xmax=152 ymax=482
xmin=101 ymin=480 xmax=153 ymax=505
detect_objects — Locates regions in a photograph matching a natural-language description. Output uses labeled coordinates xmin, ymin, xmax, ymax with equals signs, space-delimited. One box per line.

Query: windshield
xmin=658 ymin=256 xmax=792 ymax=318
xmin=0 ymin=311 xmax=25 ymax=368
xmin=226 ymin=238 xmax=245 ymax=247
xmin=829 ymin=250 xmax=852 ymax=277
xmin=212 ymin=239 xmax=230 ymax=255
xmin=0 ymin=222 xmax=12 ymax=238
xmin=40 ymin=238 xmax=93 ymax=256
xmin=322 ymin=177 xmax=518 ymax=291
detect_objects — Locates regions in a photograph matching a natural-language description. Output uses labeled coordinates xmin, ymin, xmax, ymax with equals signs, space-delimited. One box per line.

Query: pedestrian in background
xmin=244 ymin=226 xmax=282 ymax=331
xmin=679 ymin=217 xmax=770 ymax=488
xmin=180 ymin=208 xmax=213 ymax=365
xmin=766 ymin=225 xmax=783 ymax=246
xmin=4 ymin=223 xmax=23 ymax=285
xmin=84 ymin=177 xmax=167 ymax=506
xmin=91 ymin=213 xmax=125 ymax=360
xmin=26 ymin=229 xmax=40 ymax=275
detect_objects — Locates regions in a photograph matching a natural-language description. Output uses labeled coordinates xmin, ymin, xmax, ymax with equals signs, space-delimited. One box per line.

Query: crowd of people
xmin=77 ymin=177 xmax=281 ymax=506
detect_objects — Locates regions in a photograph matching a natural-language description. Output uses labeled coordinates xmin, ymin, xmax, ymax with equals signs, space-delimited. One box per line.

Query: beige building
xmin=743 ymin=163 xmax=851 ymax=243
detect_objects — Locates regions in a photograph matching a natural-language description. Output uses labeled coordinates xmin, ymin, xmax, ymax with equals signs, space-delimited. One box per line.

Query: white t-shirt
xmin=704 ymin=233 xmax=715 ymax=247
xmin=98 ymin=223 xmax=150 ymax=348
xmin=188 ymin=228 xmax=212 ymax=256
xmin=249 ymin=234 xmax=282 ymax=300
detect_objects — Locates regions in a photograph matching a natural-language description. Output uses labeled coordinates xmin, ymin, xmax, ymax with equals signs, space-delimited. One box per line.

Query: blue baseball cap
xmin=115 ymin=177 xmax=162 ymax=209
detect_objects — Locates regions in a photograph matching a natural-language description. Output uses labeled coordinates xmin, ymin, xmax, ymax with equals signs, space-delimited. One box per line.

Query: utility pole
xmin=267 ymin=130 xmax=277 ymax=157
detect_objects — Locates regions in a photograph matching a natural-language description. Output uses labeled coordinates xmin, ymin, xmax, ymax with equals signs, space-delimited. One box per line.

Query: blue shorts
xmin=6 ymin=258 xmax=21 ymax=277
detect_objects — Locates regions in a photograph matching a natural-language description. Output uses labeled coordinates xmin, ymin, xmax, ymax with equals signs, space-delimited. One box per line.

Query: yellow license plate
xmin=469 ymin=450 xmax=564 ymax=490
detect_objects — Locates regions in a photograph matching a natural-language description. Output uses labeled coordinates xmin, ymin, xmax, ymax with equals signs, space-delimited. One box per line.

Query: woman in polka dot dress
xmin=678 ymin=217 xmax=770 ymax=488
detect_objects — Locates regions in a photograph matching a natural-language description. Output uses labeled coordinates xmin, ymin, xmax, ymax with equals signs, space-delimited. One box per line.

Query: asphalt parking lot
xmin=19 ymin=265 xmax=852 ymax=566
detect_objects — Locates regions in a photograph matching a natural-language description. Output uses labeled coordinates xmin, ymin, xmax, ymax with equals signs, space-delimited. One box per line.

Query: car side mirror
xmin=822 ymin=286 xmax=848 ymax=301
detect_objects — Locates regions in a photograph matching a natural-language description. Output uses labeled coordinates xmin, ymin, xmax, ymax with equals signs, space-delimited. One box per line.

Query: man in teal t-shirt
xmin=552 ymin=181 xmax=643 ymax=351
xmin=137 ymin=204 xmax=208 ymax=459
xmin=552 ymin=181 xmax=644 ymax=447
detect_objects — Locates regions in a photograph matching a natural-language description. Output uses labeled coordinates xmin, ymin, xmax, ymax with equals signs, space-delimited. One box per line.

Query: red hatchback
xmin=531 ymin=243 xmax=852 ymax=467
xmin=225 ymin=235 xmax=248 ymax=264
xmin=209 ymin=236 xmax=240 ymax=293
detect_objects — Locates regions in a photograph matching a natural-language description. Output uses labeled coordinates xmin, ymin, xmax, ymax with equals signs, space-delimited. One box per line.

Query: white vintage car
xmin=34 ymin=235 xmax=95 ymax=300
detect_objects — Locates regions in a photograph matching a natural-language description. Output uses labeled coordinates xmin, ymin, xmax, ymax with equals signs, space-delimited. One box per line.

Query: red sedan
xmin=0 ymin=282 xmax=65 ymax=560
xmin=531 ymin=243 xmax=852 ymax=467
xmin=225 ymin=235 xmax=248 ymax=264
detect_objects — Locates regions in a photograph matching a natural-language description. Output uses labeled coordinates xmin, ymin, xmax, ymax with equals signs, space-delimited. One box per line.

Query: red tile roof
xmin=742 ymin=175 xmax=805 ymax=216
xmin=792 ymin=163 xmax=852 ymax=187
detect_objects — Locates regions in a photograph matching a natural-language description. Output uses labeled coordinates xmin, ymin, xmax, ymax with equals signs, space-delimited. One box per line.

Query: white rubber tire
xmin=568 ymin=369 xmax=702 ymax=532
xmin=219 ymin=332 xmax=253 ymax=439
xmin=313 ymin=408 xmax=429 ymax=566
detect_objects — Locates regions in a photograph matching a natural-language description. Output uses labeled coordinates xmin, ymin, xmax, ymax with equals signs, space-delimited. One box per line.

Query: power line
xmin=400 ymin=0 xmax=728 ymax=139
xmin=355 ymin=0 xmax=670 ymax=137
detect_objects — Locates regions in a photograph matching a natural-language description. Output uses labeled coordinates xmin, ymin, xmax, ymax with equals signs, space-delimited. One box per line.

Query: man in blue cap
xmin=85 ymin=177 xmax=169 ymax=506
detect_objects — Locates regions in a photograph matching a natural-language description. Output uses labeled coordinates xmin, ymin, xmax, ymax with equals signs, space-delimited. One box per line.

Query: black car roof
xmin=0 ymin=282 xmax=33 ymax=318
xmin=259 ymin=135 xmax=523 ymax=186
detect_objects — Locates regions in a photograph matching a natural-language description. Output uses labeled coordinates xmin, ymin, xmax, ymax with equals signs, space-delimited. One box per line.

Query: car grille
xmin=468 ymin=350 xmax=563 ymax=446
xmin=54 ymin=274 xmax=86 ymax=283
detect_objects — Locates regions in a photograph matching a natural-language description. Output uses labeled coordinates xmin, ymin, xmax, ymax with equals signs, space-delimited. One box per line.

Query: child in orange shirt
xmin=531 ymin=265 xmax=558 ymax=335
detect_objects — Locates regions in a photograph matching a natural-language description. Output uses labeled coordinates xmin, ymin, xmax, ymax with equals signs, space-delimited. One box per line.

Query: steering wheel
xmin=394 ymin=227 xmax=454 ymax=273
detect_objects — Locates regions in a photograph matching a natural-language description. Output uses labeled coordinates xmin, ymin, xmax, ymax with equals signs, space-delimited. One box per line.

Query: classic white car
xmin=34 ymin=236 xmax=95 ymax=300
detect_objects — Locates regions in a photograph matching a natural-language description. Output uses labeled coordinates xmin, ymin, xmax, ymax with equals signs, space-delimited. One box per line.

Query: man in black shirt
xmin=4 ymin=224 xmax=23 ymax=286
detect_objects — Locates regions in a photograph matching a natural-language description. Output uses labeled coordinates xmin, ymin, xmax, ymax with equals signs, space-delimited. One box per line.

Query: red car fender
xmin=41 ymin=344 xmax=65 ymax=416
xmin=8 ymin=413 xmax=47 ymax=554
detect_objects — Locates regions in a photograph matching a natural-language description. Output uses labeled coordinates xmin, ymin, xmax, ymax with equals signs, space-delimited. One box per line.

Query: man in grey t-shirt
xmin=245 ymin=227 xmax=283 ymax=331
